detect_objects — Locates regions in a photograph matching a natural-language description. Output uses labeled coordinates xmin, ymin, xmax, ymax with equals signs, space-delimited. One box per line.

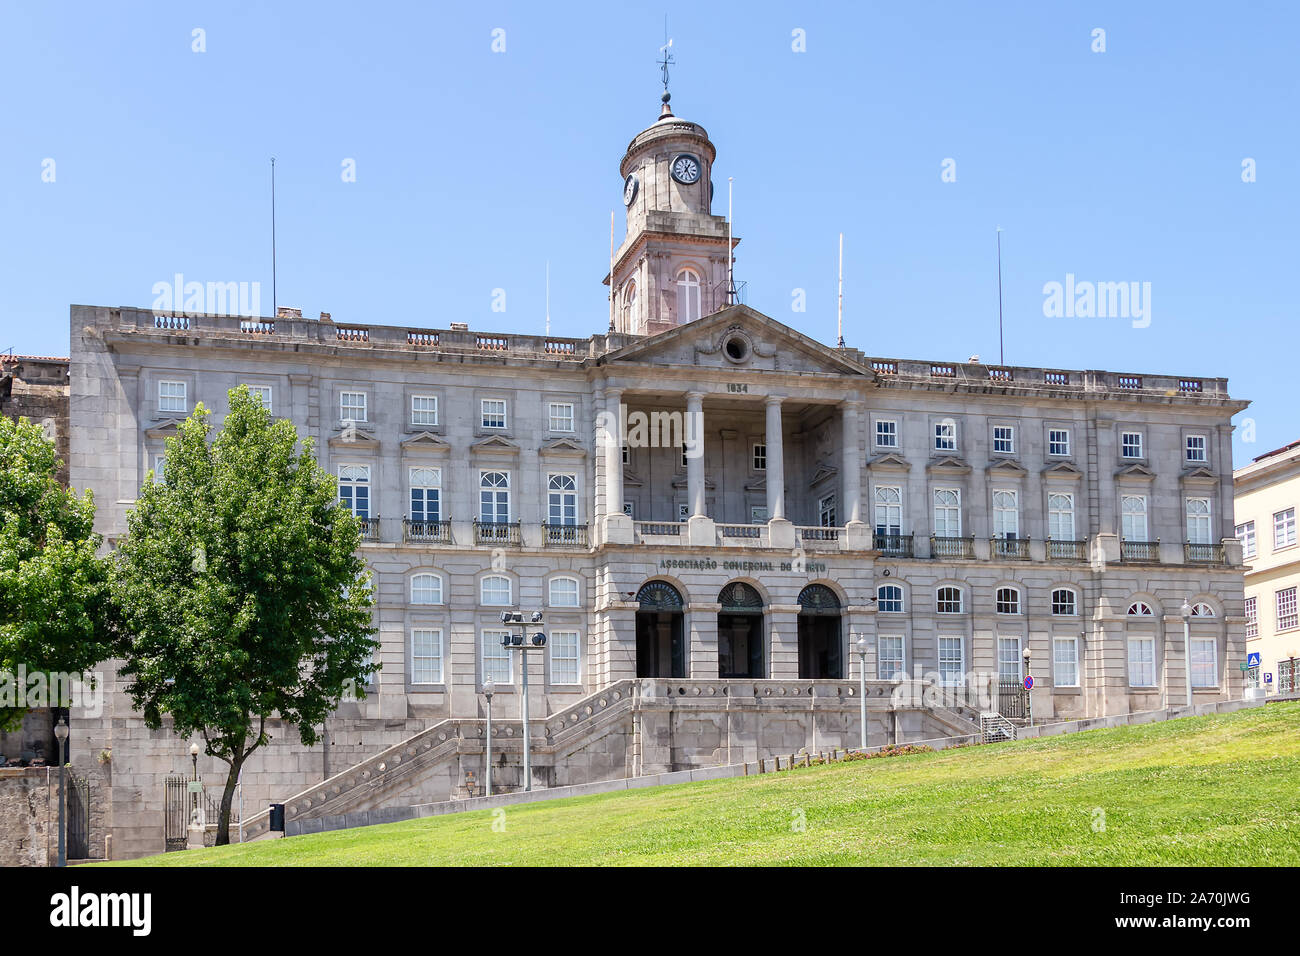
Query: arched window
xmin=877 ymin=584 xmax=904 ymax=613
xmin=1127 ymin=601 xmax=1154 ymax=616
xmin=1051 ymin=588 xmax=1077 ymax=616
xmin=676 ymin=268 xmax=702 ymax=323
xmin=481 ymin=575 xmax=512 ymax=606
xmin=797 ymin=584 xmax=841 ymax=613
xmin=936 ymin=586 xmax=963 ymax=613
xmin=995 ymin=587 xmax=1021 ymax=615
xmin=1190 ymin=602 xmax=1215 ymax=617
xmin=636 ymin=580 xmax=683 ymax=610
xmin=622 ymin=280 xmax=637 ymax=331
xmin=718 ymin=582 xmax=763 ymax=611
xmin=549 ymin=576 xmax=580 ymax=607
xmin=479 ymin=471 xmax=510 ymax=524
xmin=410 ymin=572 xmax=443 ymax=605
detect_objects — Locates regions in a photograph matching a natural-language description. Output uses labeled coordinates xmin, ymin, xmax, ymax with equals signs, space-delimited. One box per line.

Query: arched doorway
xmin=636 ymin=581 xmax=685 ymax=678
xmin=718 ymin=582 xmax=765 ymax=679
xmin=798 ymin=584 xmax=842 ymax=679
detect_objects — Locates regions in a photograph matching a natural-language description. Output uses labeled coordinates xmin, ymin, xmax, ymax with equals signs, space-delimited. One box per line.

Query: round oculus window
xmin=723 ymin=335 xmax=749 ymax=363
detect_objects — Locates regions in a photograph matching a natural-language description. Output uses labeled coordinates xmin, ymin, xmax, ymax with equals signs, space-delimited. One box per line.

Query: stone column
xmin=602 ymin=388 xmax=633 ymax=544
xmin=768 ymin=604 xmax=801 ymax=680
xmin=685 ymin=391 xmax=715 ymax=545
xmin=688 ymin=602 xmax=721 ymax=678
xmin=766 ymin=396 xmax=796 ymax=550
xmin=841 ymin=400 xmax=870 ymax=549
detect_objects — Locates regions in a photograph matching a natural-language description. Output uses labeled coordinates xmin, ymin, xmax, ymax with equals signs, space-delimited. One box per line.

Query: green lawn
xmin=111 ymin=702 xmax=1300 ymax=866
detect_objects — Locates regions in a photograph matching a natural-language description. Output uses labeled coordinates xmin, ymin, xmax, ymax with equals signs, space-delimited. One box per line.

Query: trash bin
xmin=269 ymin=803 xmax=285 ymax=832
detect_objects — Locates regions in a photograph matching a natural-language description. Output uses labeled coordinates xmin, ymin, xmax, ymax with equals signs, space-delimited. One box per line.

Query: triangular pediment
xmin=1042 ymin=460 xmax=1084 ymax=480
xmin=622 ymin=468 xmax=645 ymax=488
xmin=597 ymin=305 xmax=872 ymax=377
xmin=328 ymin=426 xmax=380 ymax=449
xmin=927 ymin=456 xmax=972 ymax=476
xmin=399 ymin=431 xmax=451 ymax=453
xmin=539 ymin=437 xmax=587 ymax=458
xmin=669 ymin=474 xmax=716 ymax=490
xmin=868 ymin=452 xmax=911 ymax=472
xmin=744 ymin=475 xmax=767 ymax=492
xmin=145 ymin=418 xmax=186 ymax=439
xmin=470 ymin=434 xmax=520 ymax=455
xmin=1115 ymin=462 xmax=1156 ymax=482
xmin=986 ymin=459 xmax=1028 ymax=479
xmin=1181 ymin=465 xmax=1219 ymax=487
xmin=809 ymin=462 xmax=839 ymax=487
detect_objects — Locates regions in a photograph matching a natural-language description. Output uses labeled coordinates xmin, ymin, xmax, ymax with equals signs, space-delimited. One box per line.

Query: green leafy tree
xmin=0 ymin=415 xmax=113 ymax=732
xmin=111 ymin=387 xmax=379 ymax=844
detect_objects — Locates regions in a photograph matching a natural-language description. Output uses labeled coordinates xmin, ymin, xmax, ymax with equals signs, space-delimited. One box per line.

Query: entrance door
xmin=717 ymin=582 xmax=765 ymax=679
xmin=797 ymin=584 xmax=843 ymax=679
xmin=635 ymin=581 xmax=686 ymax=679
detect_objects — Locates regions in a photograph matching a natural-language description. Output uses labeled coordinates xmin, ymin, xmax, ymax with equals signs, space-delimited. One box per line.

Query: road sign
xmin=1265 ymin=672 xmax=1273 ymax=684
xmin=1239 ymin=663 xmax=1250 ymax=672
xmin=1023 ymin=675 xmax=1034 ymax=691
xmin=1248 ymin=652 xmax=1262 ymax=667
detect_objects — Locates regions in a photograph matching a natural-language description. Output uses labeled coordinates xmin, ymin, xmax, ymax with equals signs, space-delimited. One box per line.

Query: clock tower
xmin=608 ymin=92 xmax=738 ymax=336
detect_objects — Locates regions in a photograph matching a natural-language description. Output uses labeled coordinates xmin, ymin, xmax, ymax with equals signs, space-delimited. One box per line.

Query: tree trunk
xmin=215 ymin=752 xmax=245 ymax=846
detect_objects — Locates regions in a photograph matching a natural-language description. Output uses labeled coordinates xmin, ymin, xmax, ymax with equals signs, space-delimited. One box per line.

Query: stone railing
xmin=634 ymin=521 xmax=686 ymax=543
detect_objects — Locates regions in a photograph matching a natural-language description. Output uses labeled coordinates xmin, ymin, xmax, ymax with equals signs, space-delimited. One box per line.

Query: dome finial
xmin=657 ymin=21 xmax=674 ymax=116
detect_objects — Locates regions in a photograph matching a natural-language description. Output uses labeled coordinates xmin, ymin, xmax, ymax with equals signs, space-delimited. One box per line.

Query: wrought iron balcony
xmin=403 ymin=518 xmax=452 ymax=544
xmin=543 ymin=522 xmax=588 ymax=548
xmin=474 ymin=520 xmax=521 ymax=546
xmin=1047 ymin=538 xmax=1088 ymax=561
xmin=357 ymin=516 xmax=381 ymax=542
xmin=1121 ymin=539 xmax=1161 ymax=563
xmin=991 ymin=536 xmax=1030 ymax=560
xmin=1184 ymin=541 xmax=1225 ymax=565
xmin=874 ymin=532 xmax=914 ymax=558
xmin=930 ymin=535 xmax=974 ymax=560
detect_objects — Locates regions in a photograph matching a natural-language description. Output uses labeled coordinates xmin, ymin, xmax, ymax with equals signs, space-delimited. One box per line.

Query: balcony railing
xmin=542 ymin=523 xmax=588 ymax=548
xmin=357 ymin=516 xmax=381 ymax=542
xmin=1184 ymin=541 xmax=1225 ymax=565
xmin=874 ymin=532 xmax=914 ymax=557
xmin=403 ymin=518 xmax=451 ymax=544
xmin=718 ymin=523 xmax=764 ymax=540
xmin=1121 ymin=539 xmax=1161 ymax=563
xmin=990 ymin=536 xmax=1030 ymax=560
xmin=634 ymin=521 xmax=685 ymax=543
xmin=930 ymin=535 xmax=974 ymax=560
xmin=798 ymin=525 xmax=839 ymax=543
xmin=1047 ymin=538 xmax=1088 ymax=561
xmin=474 ymin=520 xmax=521 ymax=546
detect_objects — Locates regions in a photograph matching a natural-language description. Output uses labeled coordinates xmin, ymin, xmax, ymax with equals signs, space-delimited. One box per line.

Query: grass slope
xmin=113 ymin=702 xmax=1300 ymax=866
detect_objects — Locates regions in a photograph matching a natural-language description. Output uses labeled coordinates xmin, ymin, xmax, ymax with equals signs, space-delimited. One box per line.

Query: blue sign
xmin=1023 ymin=675 xmax=1034 ymax=691
xmin=1247 ymin=652 xmax=1262 ymax=668
xmin=1265 ymin=672 xmax=1273 ymax=684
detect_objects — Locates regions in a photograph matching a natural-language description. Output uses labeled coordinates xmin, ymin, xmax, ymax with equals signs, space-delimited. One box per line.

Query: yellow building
xmin=1234 ymin=441 xmax=1300 ymax=695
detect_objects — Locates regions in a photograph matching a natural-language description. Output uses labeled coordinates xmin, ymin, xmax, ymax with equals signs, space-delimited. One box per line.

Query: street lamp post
xmin=54 ymin=718 xmax=68 ymax=868
xmin=500 ymin=611 xmax=545 ymax=792
xmin=1022 ymin=646 xmax=1033 ymax=727
xmin=856 ymin=635 xmax=868 ymax=751
xmin=482 ymin=678 xmax=495 ymax=797
xmin=1181 ymin=600 xmax=1193 ymax=711
xmin=190 ymin=742 xmax=200 ymax=827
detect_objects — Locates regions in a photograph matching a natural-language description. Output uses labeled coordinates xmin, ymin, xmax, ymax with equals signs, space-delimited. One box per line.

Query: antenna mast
xmin=837 ymin=232 xmax=844 ymax=348
xmin=997 ymin=227 xmax=1005 ymax=365
xmin=609 ymin=211 xmax=616 ymax=333
xmin=727 ymin=178 xmax=734 ymax=304
xmin=271 ymin=157 xmax=277 ymax=319
xmin=545 ymin=260 xmax=551 ymax=337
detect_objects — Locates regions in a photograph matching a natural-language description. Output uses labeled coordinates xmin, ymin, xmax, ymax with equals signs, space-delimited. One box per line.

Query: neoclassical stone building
xmin=65 ymin=94 xmax=1249 ymax=857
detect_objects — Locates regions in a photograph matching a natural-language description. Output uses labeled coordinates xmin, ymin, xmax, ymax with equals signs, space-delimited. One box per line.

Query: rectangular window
xmin=1048 ymin=493 xmax=1075 ymax=541
xmin=1274 ymin=508 xmax=1296 ymax=550
xmin=550 ymin=631 xmax=580 ymax=685
xmin=1054 ymin=638 xmax=1079 ymax=687
xmin=997 ymin=637 xmax=1022 ymax=682
xmin=933 ymin=488 xmax=961 ymax=536
xmin=548 ymin=402 xmax=574 ymax=432
xmin=480 ymin=471 xmax=511 ymax=524
xmin=411 ymin=629 xmax=443 ymax=685
xmin=481 ymin=631 xmax=512 ymax=684
xmin=481 ymin=399 xmax=507 ymax=429
xmin=1185 ymin=434 xmax=1207 ymax=463
xmin=1236 ymin=520 xmax=1257 ymax=559
xmin=159 ymin=380 xmax=187 ymax=413
xmin=993 ymin=425 xmax=1015 ymax=454
xmin=547 ymin=474 xmax=577 ymax=525
xmin=819 ymin=494 xmax=837 ymax=528
xmin=1121 ymin=431 xmax=1143 ymax=459
xmin=411 ymin=395 xmax=439 ymax=426
xmin=1277 ymin=586 xmax=1298 ymax=631
xmin=1121 ymin=494 xmax=1148 ymax=541
xmin=340 ymin=390 xmax=367 ymax=422
xmin=877 ymin=636 xmax=904 ymax=681
xmin=1191 ymin=638 xmax=1217 ymax=688
xmin=338 ymin=464 xmax=371 ymax=518
xmin=1048 ymin=428 xmax=1070 ymax=457
xmin=409 ymin=467 xmax=441 ymax=523
xmin=874 ymin=485 xmax=902 ymax=536
xmin=1186 ymin=497 xmax=1212 ymax=545
xmin=938 ymin=637 xmax=964 ymax=686
xmin=752 ymin=443 xmax=767 ymax=470
xmin=1245 ymin=596 xmax=1257 ymax=638
xmin=750 ymin=506 xmax=769 ymax=523
xmin=243 ymin=385 xmax=272 ymax=413
xmin=1128 ymin=637 xmax=1156 ymax=687
xmin=934 ymin=421 xmax=956 ymax=451
xmin=153 ymin=454 xmax=166 ymax=485
xmin=875 ymin=420 xmax=898 ymax=448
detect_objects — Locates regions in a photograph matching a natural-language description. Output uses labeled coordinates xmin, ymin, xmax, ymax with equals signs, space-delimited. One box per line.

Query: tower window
xmin=676 ymin=268 xmax=702 ymax=323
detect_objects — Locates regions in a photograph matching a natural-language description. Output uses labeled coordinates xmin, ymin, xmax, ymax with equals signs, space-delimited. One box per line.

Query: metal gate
xmin=163 ymin=776 xmax=190 ymax=851
xmin=998 ymin=680 xmax=1027 ymax=719
xmin=66 ymin=773 xmax=90 ymax=859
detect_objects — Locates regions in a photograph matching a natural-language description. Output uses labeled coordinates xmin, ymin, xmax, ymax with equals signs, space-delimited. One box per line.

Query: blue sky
xmin=2 ymin=1 xmax=1295 ymax=465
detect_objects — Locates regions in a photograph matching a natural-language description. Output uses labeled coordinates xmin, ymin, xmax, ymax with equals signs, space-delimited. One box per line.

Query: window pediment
xmin=539 ymin=437 xmax=587 ymax=459
xmin=470 ymin=434 xmax=521 ymax=456
xmin=868 ymin=452 xmax=911 ymax=472
xmin=328 ymin=426 xmax=380 ymax=449
xmin=1115 ymin=462 xmax=1156 ymax=482
xmin=399 ymin=431 xmax=451 ymax=454
xmin=927 ymin=456 xmax=971 ymax=476
xmin=1180 ymin=465 xmax=1218 ymax=489
xmin=1042 ymin=461 xmax=1084 ymax=481
xmin=809 ymin=462 xmax=839 ymax=487
xmin=144 ymin=419 xmax=185 ymax=439
xmin=986 ymin=459 xmax=1027 ymax=479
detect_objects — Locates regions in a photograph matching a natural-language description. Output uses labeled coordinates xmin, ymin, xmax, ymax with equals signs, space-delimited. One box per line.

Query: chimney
xmin=319 ymin=312 xmax=331 ymax=322
xmin=276 ymin=307 xmax=303 ymax=319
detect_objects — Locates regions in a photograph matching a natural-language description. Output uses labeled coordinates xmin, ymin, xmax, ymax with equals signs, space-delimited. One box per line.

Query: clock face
xmin=623 ymin=173 xmax=639 ymax=206
xmin=670 ymin=153 xmax=701 ymax=184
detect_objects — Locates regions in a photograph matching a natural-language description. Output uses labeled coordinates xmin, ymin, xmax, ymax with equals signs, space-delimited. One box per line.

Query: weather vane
xmin=658 ymin=18 xmax=674 ymax=95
